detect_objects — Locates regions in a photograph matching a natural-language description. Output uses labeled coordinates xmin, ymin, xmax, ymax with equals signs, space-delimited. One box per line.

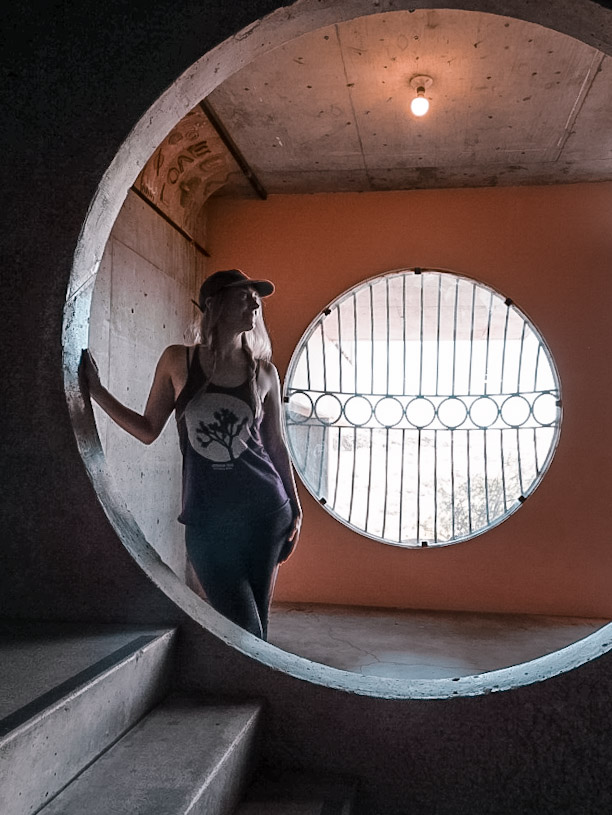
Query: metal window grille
xmin=283 ymin=269 xmax=562 ymax=547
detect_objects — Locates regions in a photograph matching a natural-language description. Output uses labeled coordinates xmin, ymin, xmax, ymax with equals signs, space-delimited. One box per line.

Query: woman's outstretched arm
xmin=80 ymin=345 xmax=183 ymax=445
xmin=259 ymin=362 xmax=303 ymax=560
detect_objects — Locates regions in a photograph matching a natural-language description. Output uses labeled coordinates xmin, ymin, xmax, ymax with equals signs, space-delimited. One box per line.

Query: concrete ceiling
xmin=204 ymin=8 xmax=612 ymax=196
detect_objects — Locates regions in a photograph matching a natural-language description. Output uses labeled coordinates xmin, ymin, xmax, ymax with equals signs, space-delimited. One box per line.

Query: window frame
xmin=282 ymin=267 xmax=562 ymax=548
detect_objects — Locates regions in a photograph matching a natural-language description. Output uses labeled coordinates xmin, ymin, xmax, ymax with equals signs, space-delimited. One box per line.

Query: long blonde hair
xmin=188 ymin=287 xmax=272 ymax=419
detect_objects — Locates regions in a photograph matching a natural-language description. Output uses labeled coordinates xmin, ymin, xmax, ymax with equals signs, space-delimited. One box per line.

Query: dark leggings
xmin=185 ymin=500 xmax=293 ymax=640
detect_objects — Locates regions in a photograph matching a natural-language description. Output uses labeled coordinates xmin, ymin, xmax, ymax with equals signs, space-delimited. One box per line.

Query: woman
xmin=81 ymin=269 xmax=302 ymax=640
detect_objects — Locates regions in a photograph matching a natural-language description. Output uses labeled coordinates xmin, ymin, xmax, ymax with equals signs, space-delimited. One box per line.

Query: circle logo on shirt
xmin=185 ymin=391 xmax=254 ymax=463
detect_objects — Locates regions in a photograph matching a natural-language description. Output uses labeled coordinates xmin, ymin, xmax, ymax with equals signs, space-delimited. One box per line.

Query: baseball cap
xmin=196 ymin=269 xmax=275 ymax=309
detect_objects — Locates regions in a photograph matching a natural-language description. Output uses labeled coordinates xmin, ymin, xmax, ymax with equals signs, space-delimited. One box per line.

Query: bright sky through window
xmin=283 ymin=269 xmax=561 ymax=547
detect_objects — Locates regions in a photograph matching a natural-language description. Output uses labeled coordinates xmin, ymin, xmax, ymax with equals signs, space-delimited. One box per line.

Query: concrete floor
xmin=268 ymin=603 xmax=609 ymax=680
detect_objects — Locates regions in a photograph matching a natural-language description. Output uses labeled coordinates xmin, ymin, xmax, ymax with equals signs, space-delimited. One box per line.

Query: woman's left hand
xmin=278 ymin=503 xmax=303 ymax=563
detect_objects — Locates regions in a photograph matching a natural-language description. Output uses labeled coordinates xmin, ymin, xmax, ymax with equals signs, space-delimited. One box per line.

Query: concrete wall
xmin=89 ymin=190 xmax=205 ymax=577
xmin=3 ymin=1 xmax=612 ymax=813
xmin=206 ymin=183 xmax=612 ymax=618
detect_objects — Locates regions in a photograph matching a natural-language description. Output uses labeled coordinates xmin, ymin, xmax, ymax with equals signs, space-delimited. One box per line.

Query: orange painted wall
xmin=206 ymin=183 xmax=612 ymax=617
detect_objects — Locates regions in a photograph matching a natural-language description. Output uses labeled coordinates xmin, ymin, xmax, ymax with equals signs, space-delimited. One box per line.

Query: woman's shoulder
xmin=256 ymin=359 xmax=281 ymax=398
xmin=257 ymin=359 xmax=279 ymax=380
xmin=157 ymin=344 xmax=192 ymax=372
xmin=159 ymin=343 xmax=190 ymax=359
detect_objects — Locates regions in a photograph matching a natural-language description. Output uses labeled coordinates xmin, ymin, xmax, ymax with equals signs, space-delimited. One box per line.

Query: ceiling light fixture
xmin=409 ymin=75 xmax=433 ymax=117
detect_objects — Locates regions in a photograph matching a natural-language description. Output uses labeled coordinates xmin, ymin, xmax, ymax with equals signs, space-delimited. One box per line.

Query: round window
xmin=283 ymin=268 xmax=562 ymax=547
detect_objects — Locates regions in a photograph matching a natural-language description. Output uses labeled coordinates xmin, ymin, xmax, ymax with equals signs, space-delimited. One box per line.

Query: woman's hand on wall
xmin=79 ymin=349 xmax=103 ymax=400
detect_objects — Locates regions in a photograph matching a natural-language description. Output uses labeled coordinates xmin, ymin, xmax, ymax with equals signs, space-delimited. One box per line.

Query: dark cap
xmin=198 ymin=269 xmax=275 ymax=307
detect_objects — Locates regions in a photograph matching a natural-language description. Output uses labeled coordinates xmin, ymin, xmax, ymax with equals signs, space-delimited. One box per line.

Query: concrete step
xmin=0 ymin=622 xmax=176 ymax=815
xmin=40 ymin=697 xmax=262 ymax=815
xmin=235 ymin=770 xmax=357 ymax=815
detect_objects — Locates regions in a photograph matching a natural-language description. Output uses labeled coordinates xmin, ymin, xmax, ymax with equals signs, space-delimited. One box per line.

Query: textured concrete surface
xmin=135 ymin=105 xmax=242 ymax=234
xmin=3 ymin=2 xmax=612 ymax=814
xmin=90 ymin=189 xmax=205 ymax=578
xmin=208 ymin=10 xmax=612 ymax=194
xmin=177 ymin=613 xmax=612 ymax=814
xmin=0 ymin=622 xmax=168 ymax=719
xmin=41 ymin=698 xmax=261 ymax=815
xmin=238 ymin=805 xmax=326 ymax=815
xmin=0 ymin=628 xmax=175 ymax=815
xmin=237 ymin=770 xmax=356 ymax=815
xmin=268 ymin=603 xmax=609 ymax=679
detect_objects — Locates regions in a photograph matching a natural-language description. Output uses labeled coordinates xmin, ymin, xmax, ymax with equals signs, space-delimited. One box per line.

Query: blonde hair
xmin=188 ymin=287 xmax=272 ymax=419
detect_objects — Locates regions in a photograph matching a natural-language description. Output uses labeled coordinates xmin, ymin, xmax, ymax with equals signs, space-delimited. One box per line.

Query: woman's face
xmin=215 ymin=286 xmax=261 ymax=333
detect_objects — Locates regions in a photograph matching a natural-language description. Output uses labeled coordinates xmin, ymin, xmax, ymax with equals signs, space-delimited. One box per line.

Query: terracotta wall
xmin=206 ymin=182 xmax=612 ymax=617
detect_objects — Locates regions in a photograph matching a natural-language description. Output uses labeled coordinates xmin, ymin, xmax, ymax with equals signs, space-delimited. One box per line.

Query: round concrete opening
xmin=62 ymin=0 xmax=612 ymax=700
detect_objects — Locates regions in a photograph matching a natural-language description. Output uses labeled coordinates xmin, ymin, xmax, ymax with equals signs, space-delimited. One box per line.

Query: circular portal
xmin=62 ymin=0 xmax=611 ymax=702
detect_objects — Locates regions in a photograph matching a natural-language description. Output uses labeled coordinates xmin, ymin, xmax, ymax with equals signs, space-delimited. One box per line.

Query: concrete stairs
xmin=40 ymin=698 xmax=261 ymax=815
xmin=0 ymin=621 xmax=355 ymax=815
xmin=0 ymin=623 xmax=176 ymax=815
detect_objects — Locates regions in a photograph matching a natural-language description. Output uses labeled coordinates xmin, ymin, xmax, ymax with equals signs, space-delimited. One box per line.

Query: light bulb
xmin=410 ymin=90 xmax=429 ymax=117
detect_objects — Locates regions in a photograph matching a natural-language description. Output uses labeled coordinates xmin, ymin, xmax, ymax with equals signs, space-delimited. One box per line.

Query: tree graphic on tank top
xmin=196 ymin=408 xmax=248 ymax=461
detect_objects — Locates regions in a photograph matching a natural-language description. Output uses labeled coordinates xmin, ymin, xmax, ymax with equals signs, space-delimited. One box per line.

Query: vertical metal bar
xmin=419 ymin=274 xmax=424 ymax=397
xmin=484 ymin=290 xmax=494 ymax=395
xmin=332 ymin=426 xmax=342 ymax=508
xmin=399 ymin=428 xmax=406 ymax=542
xmin=402 ymin=274 xmax=407 ymax=395
xmin=365 ymin=427 xmax=373 ymax=531
xmin=416 ymin=428 xmax=422 ymax=540
xmin=500 ymin=300 xmax=510 ymax=393
xmin=370 ymin=284 xmax=374 ymax=395
xmin=516 ymin=321 xmax=527 ymax=393
xmin=451 ymin=276 xmax=459 ymax=396
xmin=467 ymin=430 xmax=473 ymax=532
xmin=385 ymin=277 xmax=391 ymax=395
xmin=317 ymin=427 xmax=326 ymax=497
xmin=468 ymin=284 xmax=477 ymax=396
xmin=337 ymin=304 xmax=343 ymax=394
xmin=435 ymin=274 xmax=442 ymax=396
xmin=319 ymin=320 xmax=327 ymax=392
xmin=450 ymin=429 xmax=456 ymax=538
xmin=305 ymin=339 xmax=312 ymax=390
xmin=500 ymin=429 xmax=508 ymax=512
xmin=433 ymin=429 xmax=438 ymax=542
xmin=348 ymin=426 xmax=357 ymax=522
xmin=533 ymin=343 xmax=542 ymax=392
xmin=516 ymin=428 xmax=525 ymax=496
xmin=483 ymin=429 xmax=490 ymax=524
xmin=382 ymin=428 xmax=390 ymax=538
xmin=304 ymin=424 xmax=312 ymax=473
xmin=353 ymin=292 xmax=358 ymax=394
xmin=533 ymin=427 xmax=540 ymax=475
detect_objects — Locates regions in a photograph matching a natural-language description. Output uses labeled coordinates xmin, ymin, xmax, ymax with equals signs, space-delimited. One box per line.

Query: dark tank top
xmin=175 ymin=346 xmax=289 ymax=526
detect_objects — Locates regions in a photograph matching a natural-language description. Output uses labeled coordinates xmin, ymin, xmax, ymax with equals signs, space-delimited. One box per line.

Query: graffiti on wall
xmin=135 ymin=107 xmax=241 ymax=241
